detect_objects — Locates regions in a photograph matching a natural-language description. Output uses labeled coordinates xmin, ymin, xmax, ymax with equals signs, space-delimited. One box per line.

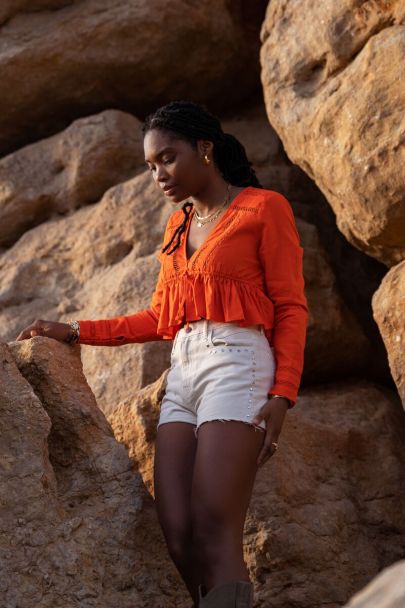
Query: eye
xmin=146 ymin=157 xmax=175 ymax=172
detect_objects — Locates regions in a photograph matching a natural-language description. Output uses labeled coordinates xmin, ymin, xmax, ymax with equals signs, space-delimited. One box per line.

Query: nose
xmin=154 ymin=165 xmax=170 ymax=184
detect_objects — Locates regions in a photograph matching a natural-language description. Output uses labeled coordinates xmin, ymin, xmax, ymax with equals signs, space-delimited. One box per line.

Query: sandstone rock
xmin=0 ymin=109 xmax=145 ymax=248
xmin=0 ymin=0 xmax=265 ymax=156
xmin=1 ymin=337 xmax=187 ymax=608
xmin=297 ymin=217 xmax=372 ymax=382
xmin=372 ymin=260 xmax=405 ymax=406
xmin=260 ymin=1 xmax=405 ymax=266
xmin=3 ymin=170 xmax=174 ymax=417
xmin=247 ymin=381 xmax=405 ymax=607
xmin=108 ymin=374 xmax=405 ymax=608
xmin=107 ymin=370 xmax=168 ymax=496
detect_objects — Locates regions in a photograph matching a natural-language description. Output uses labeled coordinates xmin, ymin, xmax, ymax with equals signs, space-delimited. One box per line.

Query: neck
xmin=191 ymin=181 xmax=233 ymax=216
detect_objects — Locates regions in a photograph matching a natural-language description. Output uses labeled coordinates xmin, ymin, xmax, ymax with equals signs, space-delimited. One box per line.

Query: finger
xmin=16 ymin=322 xmax=44 ymax=341
xmin=257 ymin=431 xmax=280 ymax=467
xmin=256 ymin=436 xmax=273 ymax=467
xmin=252 ymin=407 xmax=270 ymax=427
xmin=15 ymin=328 xmax=34 ymax=341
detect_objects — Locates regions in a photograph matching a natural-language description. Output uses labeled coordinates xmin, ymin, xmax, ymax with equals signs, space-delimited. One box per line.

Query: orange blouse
xmin=77 ymin=186 xmax=309 ymax=406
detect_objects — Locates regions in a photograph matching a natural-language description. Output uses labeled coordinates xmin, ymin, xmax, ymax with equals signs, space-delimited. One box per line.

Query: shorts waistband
xmin=180 ymin=318 xmax=264 ymax=335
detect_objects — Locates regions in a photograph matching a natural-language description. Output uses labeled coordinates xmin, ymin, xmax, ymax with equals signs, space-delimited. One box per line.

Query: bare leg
xmin=154 ymin=422 xmax=201 ymax=605
xmin=190 ymin=421 xmax=265 ymax=593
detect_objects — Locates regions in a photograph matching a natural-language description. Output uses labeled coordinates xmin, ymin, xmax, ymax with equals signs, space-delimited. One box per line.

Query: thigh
xmin=154 ymin=422 xmax=198 ymax=542
xmin=190 ymin=420 xmax=265 ymax=535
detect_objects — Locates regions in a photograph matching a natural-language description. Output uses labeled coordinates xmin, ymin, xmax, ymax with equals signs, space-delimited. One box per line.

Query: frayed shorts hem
xmin=157 ymin=418 xmax=266 ymax=439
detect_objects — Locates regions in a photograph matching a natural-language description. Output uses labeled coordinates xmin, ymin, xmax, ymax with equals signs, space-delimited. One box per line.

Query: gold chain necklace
xmin=193 ymin=183 xmax=231 ymax=228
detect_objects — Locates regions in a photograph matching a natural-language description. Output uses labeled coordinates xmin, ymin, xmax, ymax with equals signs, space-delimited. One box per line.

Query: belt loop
xmin=205 ymin=318 xmax=212 ymax=345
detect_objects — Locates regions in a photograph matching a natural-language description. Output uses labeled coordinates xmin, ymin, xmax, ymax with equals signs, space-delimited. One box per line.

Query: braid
xmin=161 ymin=202 xmax=193 ymax=255
xmin=142 ymin=100 xmax=263 ymax=255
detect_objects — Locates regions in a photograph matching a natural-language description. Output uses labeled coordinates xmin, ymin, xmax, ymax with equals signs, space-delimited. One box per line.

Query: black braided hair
xmin=142 ymin=100 xmax=263 ymax=255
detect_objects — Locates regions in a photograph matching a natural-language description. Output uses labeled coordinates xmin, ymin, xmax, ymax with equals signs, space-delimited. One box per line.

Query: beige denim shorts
xmin=157 ymin=318 xmax=276 ymax=438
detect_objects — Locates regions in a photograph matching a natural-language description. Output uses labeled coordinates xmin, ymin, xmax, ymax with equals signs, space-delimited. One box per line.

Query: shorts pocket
xmin=210 ymin=328 xmax=257 ymax=348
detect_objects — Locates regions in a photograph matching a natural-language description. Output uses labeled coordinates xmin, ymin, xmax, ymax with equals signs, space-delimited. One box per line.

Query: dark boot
xmin=198 ymin=580 xmax=253 ymax=607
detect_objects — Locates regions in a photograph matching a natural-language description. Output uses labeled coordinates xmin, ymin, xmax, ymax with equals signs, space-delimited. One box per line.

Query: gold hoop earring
xmin=203 ymin=153 xmax=211 ymax=165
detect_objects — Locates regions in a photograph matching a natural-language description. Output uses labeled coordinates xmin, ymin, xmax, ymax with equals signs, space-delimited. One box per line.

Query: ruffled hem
xmin=156 ymin=273 xmax=275 ymax=340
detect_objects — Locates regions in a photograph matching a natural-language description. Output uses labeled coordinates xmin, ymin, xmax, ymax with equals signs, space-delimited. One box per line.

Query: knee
xmin=165 ymin=528 xmax=193 ymax=566
xmin=191 ymin=508 xmax=227 ymax=562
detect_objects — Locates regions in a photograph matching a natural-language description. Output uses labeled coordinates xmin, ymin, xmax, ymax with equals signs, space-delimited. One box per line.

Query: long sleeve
xmin=259 ymin=193 xmax=309 ymax=407
xmin=76 ymin=218 xmax=173 ymax=346
xmin=77 ymin=263 xmax=166 ymax=346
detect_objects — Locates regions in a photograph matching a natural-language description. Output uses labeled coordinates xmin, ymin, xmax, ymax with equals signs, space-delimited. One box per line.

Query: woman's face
xmin=144 ymin=128 xmax=213 ymax=203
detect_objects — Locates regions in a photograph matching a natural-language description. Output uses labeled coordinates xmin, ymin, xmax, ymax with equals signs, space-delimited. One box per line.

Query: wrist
xmin=267 ymin=394 xmax=293 ymax=409
xmin=64 ymin=320 xmax=80 ymax=345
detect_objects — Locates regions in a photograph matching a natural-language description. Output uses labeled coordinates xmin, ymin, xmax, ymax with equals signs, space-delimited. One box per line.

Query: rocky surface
xmin=0 ymin=109 xmax=145 ymax=248
xmin=372 ymin=260 xmax=405 ymax=405
xmin=1 ymin=337 xmax=188 ymax=608
xmin=247 ymin=380 xmax=405 ymax=607
xmin=1 ymin=168 xmax=174 ymax=417
xmin=1 ymin=1 xmax=404 ymax=605
xmin=0 ymin=0 xmax=265 ymax=156
xmin=260 ymin=1 xmax=405 ymax=267
xmin=3 ymin=334 xmax=403 ymax=607
xmin=109 ymin=375 xmax=405 ymax=607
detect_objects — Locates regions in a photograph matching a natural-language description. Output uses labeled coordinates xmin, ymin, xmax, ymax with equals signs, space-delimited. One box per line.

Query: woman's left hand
xmin=252 ymin=398 xmax=289 ymax=467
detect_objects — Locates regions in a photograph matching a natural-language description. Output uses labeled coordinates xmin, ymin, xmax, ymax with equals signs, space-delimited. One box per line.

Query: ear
xmin=197 ymin=139 xmax=214 ymax=157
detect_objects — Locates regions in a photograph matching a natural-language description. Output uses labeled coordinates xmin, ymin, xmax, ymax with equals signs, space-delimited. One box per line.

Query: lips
xmin=163 ymin=185 xmax=177 ymax=195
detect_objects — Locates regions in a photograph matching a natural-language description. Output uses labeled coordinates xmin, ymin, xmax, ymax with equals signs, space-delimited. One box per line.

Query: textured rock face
xmin=372 ymin=260 xmax=405 ymax=405
xmin=1 ymin=2 xmax=404 ymax=604
xmin=108 ymin=377 xmax=405 ymax=608
xmin=1 ymin=337 xmax=184 ymax=608
xmin=0 ymin=0 xmax=265 ymax=156
xmin=247 ymin=381 xmax=405 ymax=608
xmin=1 ymin=167 xmax=174 ymax=417
xmin=0 ymin=109 xmax=145 ymax=248
xmin=260 ymin=1 xmax=405 ymax=267
xmin=297 ymin=217 xmax=373 ymax=383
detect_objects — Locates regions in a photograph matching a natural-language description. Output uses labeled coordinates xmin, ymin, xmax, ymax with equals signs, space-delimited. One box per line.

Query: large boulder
xmin=0 ymin=0 xmax=265 ymax=156
xmin=5 ymin=335 xmax=404 ymax=607
xmin=109 ymin=375 xmax=405 ymax=607
xmin=372 ymin=260 xmax=405 ymax=406
xmin=260 ymin=1 xmax=405 ymax=266
xmin=2 ymin=169 xmax=174 ymax=417
xmin=1 ymin=337 xmax=185 ymax=607
xmin=248 ymin=381 xmax=405 ymax=607
xmin=0 ymin=109 xmax=144 ymax=248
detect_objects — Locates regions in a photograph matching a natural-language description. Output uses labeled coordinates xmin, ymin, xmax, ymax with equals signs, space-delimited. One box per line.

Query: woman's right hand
xmin=15 ymin=319 xmax=73 ymax=343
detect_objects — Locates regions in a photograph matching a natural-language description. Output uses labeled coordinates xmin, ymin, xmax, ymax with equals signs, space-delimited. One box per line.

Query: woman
xmin=16 ymin=100 xmax=308 ymax=608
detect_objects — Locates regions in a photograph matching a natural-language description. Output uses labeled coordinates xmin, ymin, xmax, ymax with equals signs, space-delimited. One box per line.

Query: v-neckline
xmin=183 ymin=186 xmax=252 ymax=266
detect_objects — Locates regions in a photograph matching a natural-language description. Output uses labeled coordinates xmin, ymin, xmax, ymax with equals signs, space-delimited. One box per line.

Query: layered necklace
xmin=192 ymin=183 xmax=232 ymax=228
